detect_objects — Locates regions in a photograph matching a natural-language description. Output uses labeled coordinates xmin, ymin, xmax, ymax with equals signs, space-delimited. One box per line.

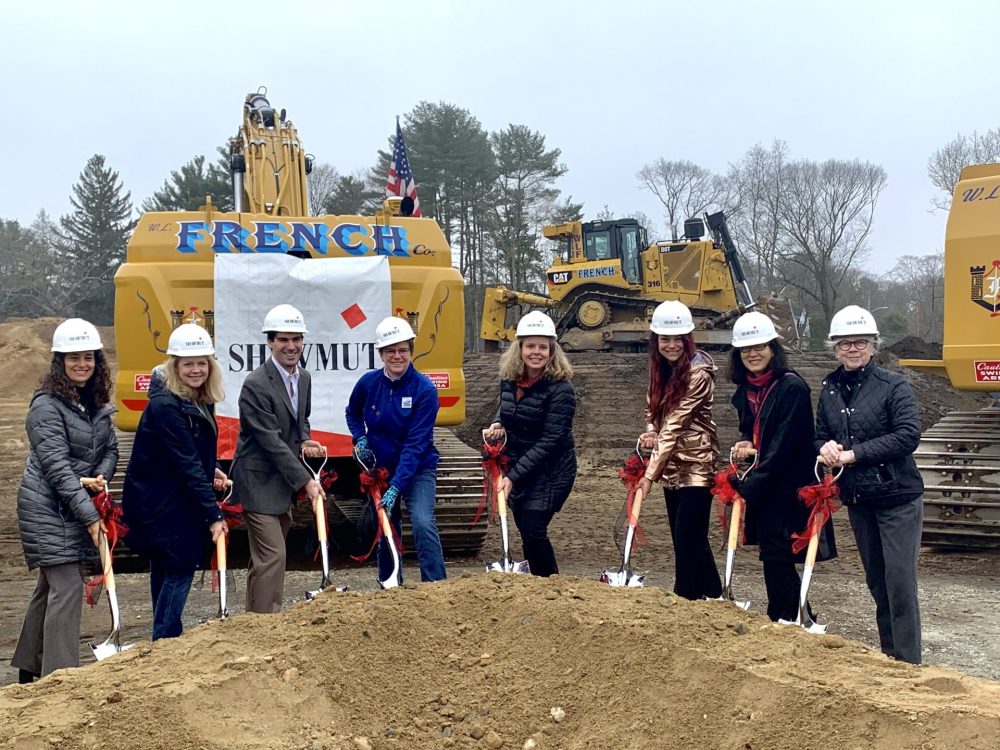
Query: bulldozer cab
xmin=545 ymin=219 xmax=647 ymax=286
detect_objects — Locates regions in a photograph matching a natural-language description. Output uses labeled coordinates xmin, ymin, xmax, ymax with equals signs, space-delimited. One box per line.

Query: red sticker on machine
xmin=975 ymin=361 xmax=1000 ymax=382
xmin=134 ymin=373 xmax=152 ymax=392
xmin=425 ymin=372 xmax=450 ymax=389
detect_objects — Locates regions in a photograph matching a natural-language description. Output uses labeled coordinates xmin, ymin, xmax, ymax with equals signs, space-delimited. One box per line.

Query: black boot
xmin=17 ymin=668 xmax=38 ymax=684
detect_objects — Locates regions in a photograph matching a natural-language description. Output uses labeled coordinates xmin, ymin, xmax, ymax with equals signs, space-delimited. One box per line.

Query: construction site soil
xmin=1 ymin=318 xmax=998 ymax=749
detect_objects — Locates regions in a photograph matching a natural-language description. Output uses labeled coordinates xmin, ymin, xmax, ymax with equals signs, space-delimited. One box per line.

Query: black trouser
xmin=848 ymin=499 xmax=922 ymax=664
xmin=664 ymin=486 xmax=722 ymax=600
xmin=511 ymin=505 xmax=558 ymax=577
xmin=762 ymin=560 xmax=803 ymax=622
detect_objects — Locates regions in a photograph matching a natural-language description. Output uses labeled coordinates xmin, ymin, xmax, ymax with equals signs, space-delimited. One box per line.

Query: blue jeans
xmin=150 ymin=560 xmax=194 ymax=641
xmin=378 ymin=469 xmax=446 ymax=584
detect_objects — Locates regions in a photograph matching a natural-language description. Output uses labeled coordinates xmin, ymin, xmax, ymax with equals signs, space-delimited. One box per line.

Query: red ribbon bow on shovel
xmin=618 ymin=453 xmax=650 ymax=545
xmin=711 ymin=465 xmax=746 ymax=542
xmin=475 ymin=439 xmax=510 ymax=525
xmin=85 ymin=489 xmax=128 ymax=606
xmin=351 ymin=466 xmax=404 ymax=562
xmin=791 ymin=473 xmax=842 ymax=554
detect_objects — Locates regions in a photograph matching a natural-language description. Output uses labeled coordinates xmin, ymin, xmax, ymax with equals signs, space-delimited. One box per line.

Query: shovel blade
xmin=486 ymin=559 xmax=530 ymax=575
xmin=90 ymin=637 xmax=135 ymax=661
xmin=600 ymin=569 xmax=645 ymax=587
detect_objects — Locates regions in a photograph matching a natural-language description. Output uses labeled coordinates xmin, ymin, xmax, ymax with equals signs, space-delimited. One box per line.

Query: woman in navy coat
xmin=122 ymin=325 xmax=227 ymax=640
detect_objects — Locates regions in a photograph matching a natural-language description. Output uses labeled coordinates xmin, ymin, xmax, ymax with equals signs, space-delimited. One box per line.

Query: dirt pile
xmin=887 ymin=336 xmax=943 ymax=360
xmin=2 ymin=575 xmax=999 ymax=750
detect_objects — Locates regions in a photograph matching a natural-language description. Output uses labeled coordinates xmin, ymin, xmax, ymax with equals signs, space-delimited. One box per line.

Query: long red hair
xmin=646 ymin=332 xmax=696 ymax=428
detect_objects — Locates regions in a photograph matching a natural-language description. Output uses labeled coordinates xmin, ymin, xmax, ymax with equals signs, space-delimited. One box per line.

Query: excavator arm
xmin=480 ymin=285 xmax=558 ymax=350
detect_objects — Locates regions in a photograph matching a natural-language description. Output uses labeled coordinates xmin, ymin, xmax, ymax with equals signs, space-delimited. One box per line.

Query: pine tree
xmin=56 ymin=154 xmax=135 ymax=323
xmin=142 ymin=147 xmax=233 ymax=212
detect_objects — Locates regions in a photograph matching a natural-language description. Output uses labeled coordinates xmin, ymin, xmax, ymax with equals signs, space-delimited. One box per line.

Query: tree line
xmin=0 ymin=104 xmax=983 ymax=346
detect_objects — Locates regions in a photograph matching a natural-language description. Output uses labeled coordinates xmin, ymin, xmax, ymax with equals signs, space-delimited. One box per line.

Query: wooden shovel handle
xmin=216 ymin=534 xmax=227 ymax=573
xmin=314 ymin=496 xmax=327 ymax=544
xmin=628 ymin=486 xmax=645 ymax=526
xmin=727 ymin=497 xmax=743 ymax=551
xmin=495 ymin=477 xmax=509 ymax=517
xmin=98 ymin=532 xmax=116 ymax=593
xmin=803 ymin=516 xmax=821 ymax=568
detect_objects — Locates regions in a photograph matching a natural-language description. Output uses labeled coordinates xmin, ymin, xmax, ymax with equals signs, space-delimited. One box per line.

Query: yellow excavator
xmin=480 ymin=213 xmax=798 ymax=351
xmin=901 ymin=163 xmax=1000 ymax=548
xmin=113 ymin=88 xmax=485 ymax=559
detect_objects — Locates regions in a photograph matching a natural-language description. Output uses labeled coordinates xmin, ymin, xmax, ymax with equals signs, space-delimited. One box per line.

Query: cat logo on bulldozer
xmin=548 ymin=271 xmax=572 ymax=285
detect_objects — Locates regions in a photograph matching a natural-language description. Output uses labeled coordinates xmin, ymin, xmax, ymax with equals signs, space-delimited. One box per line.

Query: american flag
xmin=386 ymin=119 xmax=422 ymax=217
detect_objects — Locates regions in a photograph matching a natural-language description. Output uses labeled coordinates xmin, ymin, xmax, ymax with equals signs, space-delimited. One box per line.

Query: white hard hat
xmin=650 ymin=300 xmax=695 ymax=335
xmin=731 ymin=311 xmax=780 ymax=348
xmin=516 ymin=311 xmax=557 ymax=339
xmin=51 ymin=318 xmax=103 ymax=353
xmin=167 ymin=324 xmax=215 ymax=356
xmin=828 ymin=305 xmax=878 ymax=339
xmin=374 ymin=316 xmax=416 ymax=349
xmin=262 ymin=304 xmax=308 ymax=333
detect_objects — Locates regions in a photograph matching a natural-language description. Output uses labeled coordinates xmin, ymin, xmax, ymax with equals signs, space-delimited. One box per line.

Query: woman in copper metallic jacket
xmin=637 ymin=301 xmax=722 ymax=600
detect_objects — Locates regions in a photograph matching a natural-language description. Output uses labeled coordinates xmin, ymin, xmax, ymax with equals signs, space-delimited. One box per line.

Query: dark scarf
xmin=746 ymin=369 xmax=778 ymax=449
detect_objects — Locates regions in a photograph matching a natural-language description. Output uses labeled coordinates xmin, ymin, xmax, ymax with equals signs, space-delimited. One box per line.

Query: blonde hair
xmin=162 ymin=356 xmax=225 ymax=405
xmin=499 ymin=337 xmax=573 ymax=381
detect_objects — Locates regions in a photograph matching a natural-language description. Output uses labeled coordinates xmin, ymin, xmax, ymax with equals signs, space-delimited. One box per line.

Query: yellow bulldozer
xmin=900 ymin=163 xmax=1000 ymax=548
xmin=480 ymin=213 xmax=798 ymax=351
xmin=112 ymin=88 xmax=486 ymax=560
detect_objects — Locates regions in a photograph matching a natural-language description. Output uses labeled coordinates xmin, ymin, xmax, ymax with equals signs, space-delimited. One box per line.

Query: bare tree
xmin=777 ymin=159 xmax=887 ymax=327
xmin=725 ymin=141 xmax=790 ymax=294
xmin=927 ymin=128 xmax=1000 ymax=210
xmin=636 ymin=159 xmax=725 ymax=238
xmin=307 ymin=162 xmax=340 ymax=216
xmin=886 ymin=253 xmax=944 ymax=341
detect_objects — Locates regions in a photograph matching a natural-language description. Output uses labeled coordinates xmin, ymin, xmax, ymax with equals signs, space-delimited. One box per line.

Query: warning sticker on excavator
xmin=424 ymin=372 xmax=451 ymax=389
xmin=974 ymin=361 xmax=1000 ymax=382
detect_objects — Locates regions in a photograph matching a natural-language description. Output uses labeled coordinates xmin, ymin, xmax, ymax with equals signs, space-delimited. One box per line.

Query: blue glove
xmin=381 ymin=484 xmax=400 ymax=513
xmin=354 ymin=436 xmax=375 ymax=466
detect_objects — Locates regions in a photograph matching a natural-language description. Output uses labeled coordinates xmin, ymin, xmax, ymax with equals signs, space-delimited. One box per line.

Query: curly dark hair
xmin=646 ymin=332 xmax=696 ymax=428
xmin=40 ymin=350 xmax=113 ymax=414
xmin=727 ymin=339 xmax=791 ymax=385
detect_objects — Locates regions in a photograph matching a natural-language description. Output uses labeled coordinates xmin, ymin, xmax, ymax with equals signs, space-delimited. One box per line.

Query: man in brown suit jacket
xmin=231 ymin=304 xmax=324 ymax=613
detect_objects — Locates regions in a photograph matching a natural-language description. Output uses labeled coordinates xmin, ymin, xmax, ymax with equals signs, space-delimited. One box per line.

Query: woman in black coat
xmin=122 ymin=325 xmax=227 ymax=640
xmin=12 ymin=319 xmax=118 ymax=682
xmin=727 ymin=312 xmax=836 ymax=622
xmin=484 ymin=311 xmax=576 ymax=576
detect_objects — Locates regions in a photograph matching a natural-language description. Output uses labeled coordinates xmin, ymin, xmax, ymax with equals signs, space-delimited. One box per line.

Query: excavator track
xmin=914 ymin=408 xmax=1000 ymax=548
xmin=108 ymin=427 xmax=487 ymax=572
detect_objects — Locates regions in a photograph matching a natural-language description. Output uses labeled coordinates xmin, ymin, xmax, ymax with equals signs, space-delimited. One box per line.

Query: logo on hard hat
xmin=971 ymin=261 xmax=1000 ymax=317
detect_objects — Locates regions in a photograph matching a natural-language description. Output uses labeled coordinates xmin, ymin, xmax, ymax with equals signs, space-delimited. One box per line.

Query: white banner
xmin=214 ymin=254 xmax=391 ymax=457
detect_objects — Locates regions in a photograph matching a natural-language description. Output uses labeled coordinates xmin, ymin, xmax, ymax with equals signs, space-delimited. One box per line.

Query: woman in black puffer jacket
xmin=816 ymin=305 xmax=923 ymax=665
xmin=484 ymin=312 xmax=576 ymax=576
xmin=12 ymin=319 xmax=118 ymax=682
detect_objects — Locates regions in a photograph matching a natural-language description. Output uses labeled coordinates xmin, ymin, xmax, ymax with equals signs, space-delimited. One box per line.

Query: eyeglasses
xmin=835 ymin=339 xmax=872 ymax=352
xmin=738 ymin=344 xmax=770 ymax=354
xmin=381 ymin=346 xmax=411 ymax=357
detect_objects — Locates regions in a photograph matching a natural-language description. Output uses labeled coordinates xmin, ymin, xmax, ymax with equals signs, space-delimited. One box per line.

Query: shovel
xmin=355 ymin=448 xmax=401 ymax=589
xmin=601 ymin=485 xmax=646 ymax=587
xmin=486 ymin=478 xmax=531 ymax=575
xmin=716 ymin=447 xmax=755 ymax=610
xmin=90 ymin=530 xmax=134 ymax=660
xmin=301 ymin=448 xmax=348 ymax=599
xmin=778 ymin=460 xmax=843 ymax=635
xmin=216 ymin=481 xmax=234 ymax=620
xmin=601 ymin=438 xmax=649 ymax=587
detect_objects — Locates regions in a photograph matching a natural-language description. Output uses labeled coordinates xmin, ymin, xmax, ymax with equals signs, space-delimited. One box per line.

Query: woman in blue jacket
xmin=346 ymin=317 xmax=446 ymax=584
xmin=122 ymin=324 xmax=227 ymax=640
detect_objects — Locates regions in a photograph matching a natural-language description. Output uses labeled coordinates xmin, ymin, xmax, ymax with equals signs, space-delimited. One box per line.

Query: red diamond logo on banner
xmin=341 ymin=303 xmax=367 ymax=329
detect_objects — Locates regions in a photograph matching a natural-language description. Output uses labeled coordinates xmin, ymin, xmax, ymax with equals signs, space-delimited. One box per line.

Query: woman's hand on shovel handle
xmin=637 ymin=477 xmax=652 ymax=500
xmin=499 ymin=476 xmax=512 ymax=498
xmin=87 ymin=520 xmax=107 ymax=548
xmin=638 ymin=432 xmax=657 ymax=451
xmin=483 ymin=423 xmax=505 ymax=442
xmin=209 ymin=520 xmax=227 ymax=542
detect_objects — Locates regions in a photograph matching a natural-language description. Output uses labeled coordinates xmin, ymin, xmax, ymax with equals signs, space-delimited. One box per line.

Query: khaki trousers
xmin=244 ymin=510 xmax=291 ymax=614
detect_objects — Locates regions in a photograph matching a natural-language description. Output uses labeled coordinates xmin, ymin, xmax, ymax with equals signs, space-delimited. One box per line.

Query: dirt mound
xmin=887 ymin=336 xmax=943 ymax=360
xmin=0 ymin=318 xmax=115 ymax=399
xmin=2 ymin=575 xmax=998 ymax=749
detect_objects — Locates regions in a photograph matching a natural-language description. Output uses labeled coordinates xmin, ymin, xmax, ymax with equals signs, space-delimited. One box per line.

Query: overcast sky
xmin=4 ymin=0 xmax=999 ymax=273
